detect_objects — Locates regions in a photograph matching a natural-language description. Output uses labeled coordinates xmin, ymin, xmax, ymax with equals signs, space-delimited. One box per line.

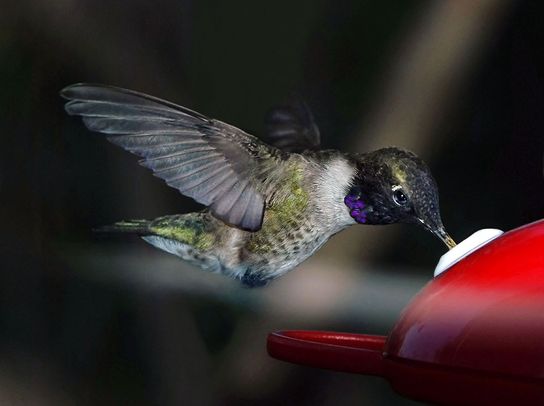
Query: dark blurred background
xmin=1 ymin=0 xmax=544 ymax=404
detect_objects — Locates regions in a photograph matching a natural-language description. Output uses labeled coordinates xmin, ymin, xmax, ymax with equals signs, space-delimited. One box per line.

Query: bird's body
xmin=62 ymin=84 xmax=455 ymax=286
xmin=105 ymin=152 xmax=356 ymax=285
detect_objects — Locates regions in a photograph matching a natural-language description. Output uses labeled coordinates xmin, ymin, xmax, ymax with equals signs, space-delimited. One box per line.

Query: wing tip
xmin=226 ymin=215 xmax=263 ymax=232
xmin=60 ymin=82 xmax=99 ymax=100
xmin=240 ymin=214 xmax=264 ymax=232
xmin=264 ymin=95 xmax=321 ymax=152
xmin=60 ymin=83 xmax=212 ymax=123
xmin=211 ymin=189 xmax=265 ymax=232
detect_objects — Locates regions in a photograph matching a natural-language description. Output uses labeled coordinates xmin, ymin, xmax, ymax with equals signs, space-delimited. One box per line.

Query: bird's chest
xmin=241 ymin=171 xmax=326 ymax=272
xmin=239 ymin=156 xmax=355 ymax=280
xmin=243 ymin=216 xmax=328 ymax=279
xmin=245 ymin=195 xmax=313 ymax=256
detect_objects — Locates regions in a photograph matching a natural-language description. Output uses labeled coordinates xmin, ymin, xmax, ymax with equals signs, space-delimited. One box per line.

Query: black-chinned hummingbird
xmin=61 ymin=84 xmax=455 ymax=287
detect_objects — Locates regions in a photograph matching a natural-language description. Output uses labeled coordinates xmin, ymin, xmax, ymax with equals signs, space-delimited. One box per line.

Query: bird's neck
xmin=312 ymin=155 xmax=357 ymax=233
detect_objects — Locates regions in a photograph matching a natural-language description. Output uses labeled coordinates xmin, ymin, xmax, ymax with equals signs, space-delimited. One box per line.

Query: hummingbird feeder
xmin=267 ymin=220 xmax=544 ymax=405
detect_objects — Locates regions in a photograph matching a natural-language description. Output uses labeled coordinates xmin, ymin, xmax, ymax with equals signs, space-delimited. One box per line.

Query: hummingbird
xmin=61 ymin=84 xmax=456 ymax=287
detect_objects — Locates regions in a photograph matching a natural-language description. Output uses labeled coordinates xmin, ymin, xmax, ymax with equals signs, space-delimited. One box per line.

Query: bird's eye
xmin=392 ymin=186 xmax=408 ymax=206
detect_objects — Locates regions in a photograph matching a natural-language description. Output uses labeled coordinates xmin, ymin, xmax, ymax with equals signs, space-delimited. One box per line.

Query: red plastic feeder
xmin=267 ymin=220 xmax=544 ymax=405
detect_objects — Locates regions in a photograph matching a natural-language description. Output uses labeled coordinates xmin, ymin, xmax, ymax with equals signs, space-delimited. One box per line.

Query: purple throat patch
xmin=344 ymin=194 xmax=367 ymax=223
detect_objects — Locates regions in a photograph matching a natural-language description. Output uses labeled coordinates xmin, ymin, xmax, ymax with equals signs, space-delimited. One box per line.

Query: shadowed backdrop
xmin=1 ymin=1 xmax=543 ymax=405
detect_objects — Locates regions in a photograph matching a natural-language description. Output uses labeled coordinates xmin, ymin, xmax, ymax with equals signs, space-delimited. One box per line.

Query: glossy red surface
xmin=268 ymin=330 xmax=544 ymax=405
xmin=267 ymin=331 xmax=386 ymax=375
xmin=386 ymin=219 xmax=544 ymax=378
xmin=267 ymin=220 xmax=544 ymax=405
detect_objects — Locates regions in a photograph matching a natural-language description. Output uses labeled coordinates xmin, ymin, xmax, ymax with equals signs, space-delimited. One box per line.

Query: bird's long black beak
xmin=433 ymin=227 xmax=456 ymax=250
xmin=418 ymin=218 xmax=456 ymax=250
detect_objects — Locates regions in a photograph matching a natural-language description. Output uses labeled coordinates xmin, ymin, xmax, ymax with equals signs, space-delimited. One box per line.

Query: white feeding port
xmin=434 ymin=229 xmax=504 ymax=277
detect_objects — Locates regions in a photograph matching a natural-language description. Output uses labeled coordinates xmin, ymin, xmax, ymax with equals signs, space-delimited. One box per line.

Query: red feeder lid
xmin=268 ymin=220 xmax=544 ymax=405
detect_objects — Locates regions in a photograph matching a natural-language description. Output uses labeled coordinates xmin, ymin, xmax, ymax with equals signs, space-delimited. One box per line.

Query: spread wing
xmin=264 ymin=96 xmax=320 ymax=153
xmin=61 ymin=83 xmax=283 ymax=231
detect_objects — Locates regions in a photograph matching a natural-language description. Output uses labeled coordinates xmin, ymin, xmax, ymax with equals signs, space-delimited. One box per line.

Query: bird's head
xmin=345 ymin=147 xmax=456 ymax=249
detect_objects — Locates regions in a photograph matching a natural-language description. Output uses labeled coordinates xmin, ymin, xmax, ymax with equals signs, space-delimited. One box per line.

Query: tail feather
xmin=94 ymin=219 xmax=150 ymax=234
